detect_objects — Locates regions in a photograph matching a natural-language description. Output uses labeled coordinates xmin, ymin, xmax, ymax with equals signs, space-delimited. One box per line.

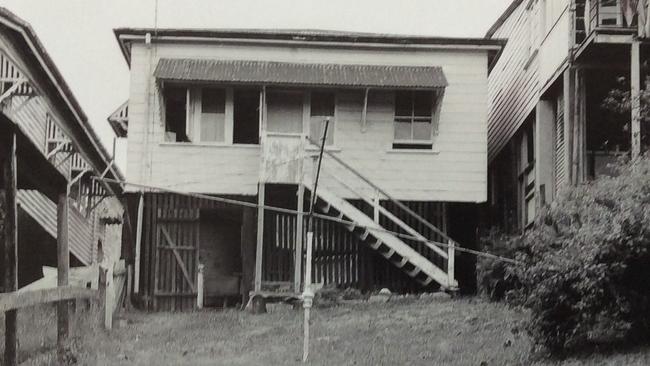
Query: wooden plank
xmin=254 ymin=183 xmax=265 ymax=292
xmin=0 ymin=287 xmax=97 ymax=312
xmin=160 ymin=226 xmax=196 ymax=292
xmin=3 ymin=130 xmax=18 ymax=366
xmin=57 ymin=194 xmax=70 ymax=363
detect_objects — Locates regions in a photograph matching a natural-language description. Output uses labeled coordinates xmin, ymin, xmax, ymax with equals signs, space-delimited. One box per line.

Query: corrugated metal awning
xmin=154 ymin=59 xmax=447 ymax=89
xmin=17 ymin=190 xmax=94 ymax=265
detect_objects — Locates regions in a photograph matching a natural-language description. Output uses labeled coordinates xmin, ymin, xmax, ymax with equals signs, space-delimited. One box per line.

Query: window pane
xmin=413 ymin=91 xmax=433 ymax=117
xmin=311 ymin=91 xmax=335 ymax=116
xmin=310 ymin=116 xmax=333 ymax=146
xmin=412 ymin=120 xmax=432 ymax=141
xmin=394 ymin=120 xmax=411 ymax=140
xmin=200 ymin=88 xmax=225 ymax=142
xmin=394 ymin=91 xmax=412 ymax=116
xmin=267 ymin=90 xmax=303 ymax=133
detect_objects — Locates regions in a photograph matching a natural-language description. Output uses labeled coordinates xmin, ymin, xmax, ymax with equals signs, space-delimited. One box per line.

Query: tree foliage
xmin=480 ymin=157 xmax=650 ymax=352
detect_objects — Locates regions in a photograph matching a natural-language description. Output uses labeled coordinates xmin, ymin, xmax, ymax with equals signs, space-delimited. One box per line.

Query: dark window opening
xmin=233 ymin=89 xmax=260 ymax=144
xmin=164 ymin=86 xmax=189 ymax=142
xmin=310 ymin=91 xmax=335 ymax=145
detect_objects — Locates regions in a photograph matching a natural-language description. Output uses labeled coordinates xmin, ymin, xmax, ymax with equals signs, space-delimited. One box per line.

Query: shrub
xmin=482 ymin=157 xmax=650 ymax=353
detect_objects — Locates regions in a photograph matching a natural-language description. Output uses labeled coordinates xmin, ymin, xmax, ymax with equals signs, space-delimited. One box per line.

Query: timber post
xmin=631 ymin=40 xmax=642 ymax=159
xmin=3 ymin=130 xmax=18 ymax=366
xmin=254 ymin=183 xmax=265 ymax=292
xmin=57 ymin=194 xmax=70 ymax=362
xmin=294 ymin=183 xmax=305 ymax=293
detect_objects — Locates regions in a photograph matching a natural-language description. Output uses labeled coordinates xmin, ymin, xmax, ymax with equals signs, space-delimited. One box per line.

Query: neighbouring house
xmin=112 ymin=27 xmax=504 ymax=311
xmin=0 ymin=7 xmax=124 ymax=291
xmin=486 ymin=0 xmax=650 ymax=233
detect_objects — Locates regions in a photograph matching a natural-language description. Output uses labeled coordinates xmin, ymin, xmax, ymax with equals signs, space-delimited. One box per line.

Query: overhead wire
xmin=95 ymin=176 xmax=523 ymax=266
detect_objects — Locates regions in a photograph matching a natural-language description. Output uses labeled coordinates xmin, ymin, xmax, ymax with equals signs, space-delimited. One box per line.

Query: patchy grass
xmin=3 ymin=296 xmax=650 ymax=365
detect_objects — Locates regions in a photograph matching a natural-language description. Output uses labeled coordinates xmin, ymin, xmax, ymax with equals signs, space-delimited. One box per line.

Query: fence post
xmin=57 ymin=194 xmax=70 ymax=363
xmin=447 ymin=239 xmax=455 ymax=288
xmin=98 ymin=266 xmax=112 ymax=329
xmin=197 ymin=264 xmax=204 ymax=309
xmin=3 ymin=129 xmax=18 ymax=366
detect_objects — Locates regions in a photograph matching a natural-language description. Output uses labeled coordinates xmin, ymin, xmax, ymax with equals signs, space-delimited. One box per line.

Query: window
xmin=517 ymin=121 xmax=535 ymax=228
xmin=393 ymin=90 xmax=435 ymax=149
xmin=266 ymin=90 xmax=303 ymax=133
xmin=199 ymin=88 xmax=226 ymax=142
xmin=164 ymin=86 xmax=189 ymax=142
xmin=310 ymin=91 xmax=335 ymax=145
xmin=163 ymin=86 xmax=226 ymax=143
xmin=233 ymin=89 xmax=260 ymax=144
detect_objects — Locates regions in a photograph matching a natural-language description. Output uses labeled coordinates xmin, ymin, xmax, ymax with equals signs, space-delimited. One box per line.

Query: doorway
xmin=199 ymin=209 xmax=243 ymax=307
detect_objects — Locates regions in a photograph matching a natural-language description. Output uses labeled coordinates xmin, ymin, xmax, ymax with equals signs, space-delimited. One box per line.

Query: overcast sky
xmin=0 ymin=0 xmax=512 ymax=170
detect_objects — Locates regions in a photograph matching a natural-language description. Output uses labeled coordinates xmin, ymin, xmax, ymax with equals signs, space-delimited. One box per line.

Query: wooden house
xmin=486 ymin=0 xmax=650 ymax=232
xmin=113 ymin=27 xmax=504 ymax=311
xmin=0 ymin=7 xmax=124 ymax=291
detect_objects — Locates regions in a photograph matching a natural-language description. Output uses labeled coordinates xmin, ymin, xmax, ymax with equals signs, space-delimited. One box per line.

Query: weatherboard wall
xmin=126 ymin=41 xmax=490 ymax=202
xmin=487 ymin=0 xmax=569 ymax=162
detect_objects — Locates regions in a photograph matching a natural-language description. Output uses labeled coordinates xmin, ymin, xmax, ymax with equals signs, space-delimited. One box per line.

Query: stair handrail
xmin=320 ymin=167 xmax=449 ymax=259
xmin=305 ymin=137 xmax=458 ymax=248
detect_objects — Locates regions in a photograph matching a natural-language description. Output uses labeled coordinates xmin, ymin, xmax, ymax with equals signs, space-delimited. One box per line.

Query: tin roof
xmin=154 ymin=59 xmax=448 ymax=89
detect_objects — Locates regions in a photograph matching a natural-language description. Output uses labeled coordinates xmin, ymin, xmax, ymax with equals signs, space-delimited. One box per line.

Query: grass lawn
xmin=3 ymin=295 xmax=650 ymax=365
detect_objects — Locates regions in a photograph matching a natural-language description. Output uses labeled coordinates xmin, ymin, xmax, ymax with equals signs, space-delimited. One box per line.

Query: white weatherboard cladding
xmin=127 ymin=41 xmax=489 ymax=202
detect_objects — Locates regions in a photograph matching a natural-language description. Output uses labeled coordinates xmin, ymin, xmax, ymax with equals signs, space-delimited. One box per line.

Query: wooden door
xmin=154 ymin=208 xmax=200 ymax=311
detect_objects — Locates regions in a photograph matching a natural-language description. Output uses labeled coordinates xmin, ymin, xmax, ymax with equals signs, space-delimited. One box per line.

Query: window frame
xmin=392 ymin=90 xmax=439 ymax=149
xmin=162 ymin=84 xmax=234 ymax=145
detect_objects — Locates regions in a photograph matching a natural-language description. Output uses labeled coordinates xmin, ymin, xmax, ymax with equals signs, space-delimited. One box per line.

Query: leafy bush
xmin=477 ymin=231 xmax=526 ymax=302
xmin=481 ymin=157 xmax=650 ymax=353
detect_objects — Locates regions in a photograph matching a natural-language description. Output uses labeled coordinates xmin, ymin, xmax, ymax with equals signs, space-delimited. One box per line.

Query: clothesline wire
xmin=94 ymin=176 xmax=523 ymax=266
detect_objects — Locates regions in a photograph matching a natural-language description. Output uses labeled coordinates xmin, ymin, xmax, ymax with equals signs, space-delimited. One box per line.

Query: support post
xmin=197 ymin=264 xmax=204 ymax=309
xmin=563 ymin=67 xmax=576 ymax=186
xmin=254 ymin=183 xmax=265 ymax=292
xmin=294 ymin=184 xmax=305 ymax=293
xmin=361 ymin=88 xmax=369 ymax=132
xmin=134 ymin=192 xmax=144 ymax=294
xmin=303 ymin=118 xmax=329 ymax=363
xmin=57 ymin=194 xmax=70 ymax=362
xmin=571 ymin=68 xmax=584 ymax=185
xmin=3 ymin=130 xmax=18 ymax=366
xmin=631 ymin=40 xmax=642 ymax=159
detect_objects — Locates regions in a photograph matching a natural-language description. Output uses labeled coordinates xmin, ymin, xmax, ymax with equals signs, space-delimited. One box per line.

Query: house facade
xmin=0 ymin=7 xmax=124 ymax=290
xmin=114 ymin=28 xmax=503 ymax=311
xmin=486 ymin=0 xmax=649 ymax=232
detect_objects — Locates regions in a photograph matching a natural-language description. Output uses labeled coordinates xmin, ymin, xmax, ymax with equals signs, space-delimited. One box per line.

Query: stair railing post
xmin=373 ymin=189 xmax=380 ymax=224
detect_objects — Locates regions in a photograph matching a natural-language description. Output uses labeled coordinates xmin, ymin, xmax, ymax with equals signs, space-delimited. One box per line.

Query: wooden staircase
xmin=304 ymin=180 xmax=456 ymax=290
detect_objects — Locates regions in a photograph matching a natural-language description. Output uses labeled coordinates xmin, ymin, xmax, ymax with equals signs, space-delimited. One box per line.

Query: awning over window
xmin=154 ymin=59 xmax=448 ymax=89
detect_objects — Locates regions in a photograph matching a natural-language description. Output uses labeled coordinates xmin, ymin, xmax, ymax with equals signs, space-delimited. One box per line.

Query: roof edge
xmin=485 ymin=0 xmax=524 ymax=38
xmin=0 ymin=6 xmax=124 ymax=182
xmin=114 ymin=27 xmax=507 ymax=66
